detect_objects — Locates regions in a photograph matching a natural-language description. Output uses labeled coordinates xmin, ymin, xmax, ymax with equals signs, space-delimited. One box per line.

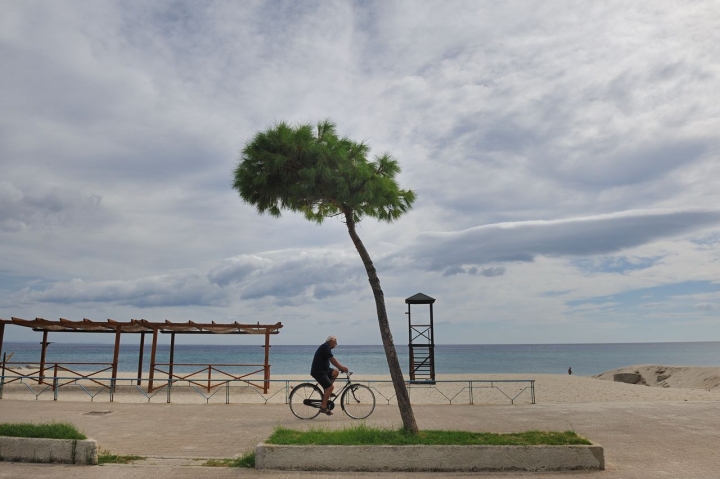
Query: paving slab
xmin=0 ymin=399 xmax=719 ymax=478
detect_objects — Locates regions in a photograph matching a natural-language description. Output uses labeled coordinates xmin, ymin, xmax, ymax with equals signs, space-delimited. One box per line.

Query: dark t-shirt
xmin=311 ymin=342 xmax=334 ymax=374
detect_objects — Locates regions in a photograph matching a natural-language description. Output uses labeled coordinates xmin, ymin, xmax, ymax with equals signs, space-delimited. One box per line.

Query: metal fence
xmin=0 ymin=371 xmax=535 ymax=405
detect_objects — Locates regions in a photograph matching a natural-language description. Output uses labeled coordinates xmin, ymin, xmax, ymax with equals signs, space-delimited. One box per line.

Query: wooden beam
xmin=3 ymin=317 xmax=282 ymax=333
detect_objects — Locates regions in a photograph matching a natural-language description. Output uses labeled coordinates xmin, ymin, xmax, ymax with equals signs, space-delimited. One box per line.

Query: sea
xmin=2 ymin=342 xmax=719 ymax=377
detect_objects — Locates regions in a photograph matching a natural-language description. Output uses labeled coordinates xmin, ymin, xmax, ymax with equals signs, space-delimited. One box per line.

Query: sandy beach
xmin=2 ymin=365 xmax=719 ymax=405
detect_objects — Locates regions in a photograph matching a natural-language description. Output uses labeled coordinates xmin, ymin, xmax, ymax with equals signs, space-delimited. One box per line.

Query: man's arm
xmin=330 ymin=357 xmax=348 ymax=373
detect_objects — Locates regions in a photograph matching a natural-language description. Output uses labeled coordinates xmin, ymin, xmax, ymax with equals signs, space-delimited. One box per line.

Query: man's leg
xmin=321 ymin=370 xmax=340 ymax=410
xmin=321 ymin=384 xmax=334 ymax=409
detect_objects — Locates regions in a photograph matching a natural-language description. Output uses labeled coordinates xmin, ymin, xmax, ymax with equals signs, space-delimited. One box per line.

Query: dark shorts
xmin=311 ymin=368 xmax=335 ymax=389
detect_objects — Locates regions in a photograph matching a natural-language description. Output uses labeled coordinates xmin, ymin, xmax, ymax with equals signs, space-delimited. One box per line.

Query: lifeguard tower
xmin=405 ymin=293 xmax=436 ymax=384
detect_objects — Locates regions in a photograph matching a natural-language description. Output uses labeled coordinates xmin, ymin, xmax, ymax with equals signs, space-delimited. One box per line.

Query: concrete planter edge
xmin=255 ymin=442 xmax=605 ymax=472
xmin=0 ymin=436 xmax=98 ymax=465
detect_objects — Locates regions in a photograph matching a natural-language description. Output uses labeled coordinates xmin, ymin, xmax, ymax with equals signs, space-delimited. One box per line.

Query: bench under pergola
xmin=0 ymin=317 xmax=283 ymax=394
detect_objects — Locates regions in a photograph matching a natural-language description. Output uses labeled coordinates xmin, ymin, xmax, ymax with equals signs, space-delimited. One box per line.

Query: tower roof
xmin=405 ymin=293 xmax=436 ymax=304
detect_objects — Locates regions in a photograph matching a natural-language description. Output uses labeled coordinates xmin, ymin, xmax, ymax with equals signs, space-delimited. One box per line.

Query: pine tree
xmin=233 ymin=120 xmax=418 ymax=433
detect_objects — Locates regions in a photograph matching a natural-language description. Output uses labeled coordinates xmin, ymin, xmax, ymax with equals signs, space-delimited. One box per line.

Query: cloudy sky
xmin=1 ymin=1 xmax=719 ymax=346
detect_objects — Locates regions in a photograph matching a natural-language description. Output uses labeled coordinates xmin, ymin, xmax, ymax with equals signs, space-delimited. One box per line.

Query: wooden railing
xmin=0 ymin=361 xmax=114 ymax=388
xmin=149 ymin=363 xmax=271 ymax=393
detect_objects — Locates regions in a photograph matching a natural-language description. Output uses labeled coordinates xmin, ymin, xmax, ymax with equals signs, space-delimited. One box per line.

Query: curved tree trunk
xmin=343 ymin=208 xmax=419 ymax=433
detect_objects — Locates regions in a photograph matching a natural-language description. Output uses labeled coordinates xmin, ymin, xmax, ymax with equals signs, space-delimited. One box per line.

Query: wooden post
xmin=111 ymin=326 xmax=122 ymax=385
xmin=148 ymin=327 xmax=159 ymax=392
xmin=207 ymin=363 xmax=212 ymax=392
xmin=169 ymin=332 xmax=175 ymax=385
xmin=429 ymin=303 xmax=435 ymax=381
xmin=0 ymin=323 xmax=5 ymax=362
xmin=136 ymin=332 xmax=145 ymax=386
xmin=263 ymin=330 xmax=271 ymax=394
xmin=1 ymin=352 xmax=6 ymax=399
xmin=407 ymin=303 xmax=415 ymax=381
xmin=39 ymin=331 xmax=49 ymax=385
xmin=53 ymin=363 xmax=58 ymax=400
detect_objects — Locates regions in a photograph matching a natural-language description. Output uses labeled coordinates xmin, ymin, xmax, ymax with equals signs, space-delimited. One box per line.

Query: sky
xmin=1 ymin=1 xmax=719 ymax=346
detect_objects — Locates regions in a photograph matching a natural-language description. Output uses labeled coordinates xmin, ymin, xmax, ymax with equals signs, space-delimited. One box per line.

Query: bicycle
xmin=289 ymin=372 xmax=376 ymax=420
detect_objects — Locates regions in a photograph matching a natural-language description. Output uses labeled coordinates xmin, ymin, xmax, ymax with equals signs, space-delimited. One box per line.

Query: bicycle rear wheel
xmin=341 ymin=384 xmax=376 ymax=419
xmin=289 ymin=383 xmax=323 ymax=420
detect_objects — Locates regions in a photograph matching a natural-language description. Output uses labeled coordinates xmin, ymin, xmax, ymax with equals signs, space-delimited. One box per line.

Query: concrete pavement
xmin=1 ymin=398 xmax=719 ymax=478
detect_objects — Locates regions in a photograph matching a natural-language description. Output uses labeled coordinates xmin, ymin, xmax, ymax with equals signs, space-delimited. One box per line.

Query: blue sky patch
xmin=567 ymin=281 xmax=720 ymax=308
xmin=571 ymin=256 xmax=661 ymax=275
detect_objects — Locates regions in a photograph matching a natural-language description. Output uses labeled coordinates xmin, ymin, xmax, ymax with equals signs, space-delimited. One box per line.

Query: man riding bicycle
xmin=310 ymin=335 xmax=349 ymax=416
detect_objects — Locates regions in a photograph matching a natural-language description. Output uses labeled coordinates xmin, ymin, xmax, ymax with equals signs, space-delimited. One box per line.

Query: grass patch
xmin=267 ymin=424 xmax=591 ymax=446
xmin=98 ymin=450 xmax=145 ymax=465
xmin=202 ymin=451 xmax=255 ymax=468
xmin=0 ymin=422 xmax=86 ymax=440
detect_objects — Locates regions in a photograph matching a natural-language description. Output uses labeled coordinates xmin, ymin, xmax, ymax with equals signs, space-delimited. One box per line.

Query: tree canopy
xmin=233 ymin=120 xmax=416 ymax=224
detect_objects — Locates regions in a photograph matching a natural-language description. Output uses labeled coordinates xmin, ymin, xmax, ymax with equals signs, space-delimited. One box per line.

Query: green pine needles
xmin=234 ymin=120 xmax=415 ymax=224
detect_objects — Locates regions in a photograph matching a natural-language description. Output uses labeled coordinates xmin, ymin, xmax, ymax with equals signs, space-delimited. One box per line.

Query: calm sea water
xmin=3 ymin=342 xmax=719 ymax=377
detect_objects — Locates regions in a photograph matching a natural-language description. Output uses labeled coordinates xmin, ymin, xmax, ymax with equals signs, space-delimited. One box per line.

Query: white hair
xmin=326 ymin=335 xmax=337 ymax=343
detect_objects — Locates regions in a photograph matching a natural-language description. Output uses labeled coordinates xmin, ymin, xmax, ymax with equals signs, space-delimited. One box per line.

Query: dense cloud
xmin=0 ymin=182 xmax=104 ymax=232
xmin=20 ymin=250 xmax=366 ymax=308
xmin=2 ymin=1 xmax=719 ymax=343
xmin=399 ymin=210 xmax=720 ymax=274
xmin=220 ymin=251 xmax=365 ymax=302
xmin=22 ymin=274 xmax=227 ymax=308
xmin=17 ymin=209 xmax=720 ymax=311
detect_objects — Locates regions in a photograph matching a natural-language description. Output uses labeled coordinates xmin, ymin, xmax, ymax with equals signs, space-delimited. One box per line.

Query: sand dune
xmin=594 ymin=365 xmax=720 ymax=391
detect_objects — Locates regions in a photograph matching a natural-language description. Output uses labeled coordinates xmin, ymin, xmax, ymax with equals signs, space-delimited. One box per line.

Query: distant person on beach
xmin=568 ymin=367 xmax=572 ymax=375
xmin=311 ymin=335 xmax=349 ymax=416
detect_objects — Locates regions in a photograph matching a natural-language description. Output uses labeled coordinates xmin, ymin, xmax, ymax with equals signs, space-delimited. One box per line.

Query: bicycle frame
xmin=299 ymin=372 xmax=355 ymax=410
xmin=289 ymin=372 xmax=376 ymax=420
xmin=318 ymin=372 xmax=354 ymax=409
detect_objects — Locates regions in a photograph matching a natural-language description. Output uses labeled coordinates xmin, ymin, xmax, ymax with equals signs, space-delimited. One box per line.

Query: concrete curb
xmin=255 ymin=443 xmax=605 ymax=471
xmin=0 ymin=436 xmax=98 ymax=465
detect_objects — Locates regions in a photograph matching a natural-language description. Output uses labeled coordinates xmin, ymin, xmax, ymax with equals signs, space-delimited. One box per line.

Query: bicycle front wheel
xmin=341 ymin=384 xmax=376 ymax=419
xmin=289 ymin=383 xmax=323 ymax=420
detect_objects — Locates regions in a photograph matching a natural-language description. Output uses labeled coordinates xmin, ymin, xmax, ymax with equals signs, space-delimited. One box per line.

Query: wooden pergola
xmin=0 ymin=317 xmax=283 ymax=393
